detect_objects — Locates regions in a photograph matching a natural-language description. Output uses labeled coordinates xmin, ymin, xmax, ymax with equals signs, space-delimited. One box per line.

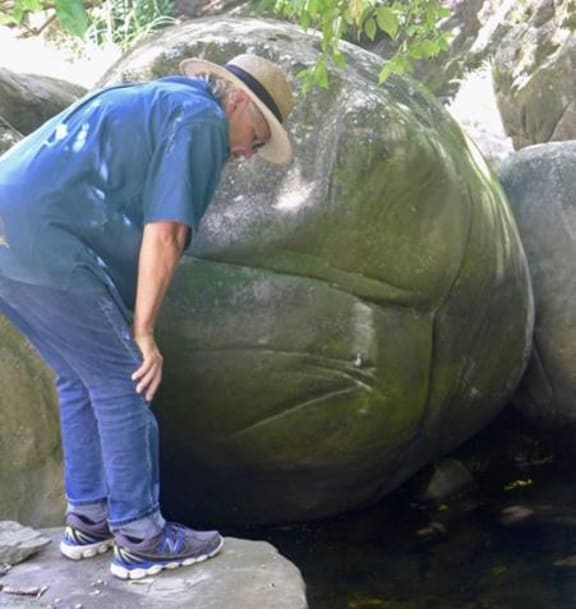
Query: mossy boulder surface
xmin=0 ymin=317 xmax=64 ymax=526
xmin=97 ymin=18 xmax=535 ymax=524
xmin=0 ymin=18 xmax=533 ymax=526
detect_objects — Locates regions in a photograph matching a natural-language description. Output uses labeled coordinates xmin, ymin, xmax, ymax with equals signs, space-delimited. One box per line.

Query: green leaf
xmin=364 ymin=15 xmax=377 ymax=40
xmin=314 ymin=60 xmax=329 ymax=88
xmin=332 ymin=15 xmax=343 ymax=36
xmin=55 ymin=0 xmax=89 ymax=36
xmin=0 ymin=12 xmax=19 ymax=24
xmin=295 ymin=66 xmax=315 ymax=93
xmin=296 ymin=66 xmax=314 ymax=81
xmin=275 ymin=0 xmax=295 ymax=17
xmin=20 ymin=0 xmax=43 ymax=12
xmin=10 ymin=4 xmax=25 ymax=22
xmin=437 ymin=34 xmax=451 ymax=51
xmin=345 ymin=0 xmax=365 ymax=26
xmin=409 ymin=37 xmax=439 ymax=58
xmin=425 ymin=2 xmax=438 ymax=28
xmin=376 ymin=5 xmax=399 ymax=39
xmin=379 ymin=53 xmax=413 ymax=81
xmin=332 ymin=50 xmax=347 ymax=69
xmin=308 ymin=0 xmax=320 ymax=17
xmin=408 ymin=41 xmax=425 ymax=58
xmin=437 ymin=6 xmax=452 ymax=18
xmin=378 ymin=63 xmax=393 ymax=83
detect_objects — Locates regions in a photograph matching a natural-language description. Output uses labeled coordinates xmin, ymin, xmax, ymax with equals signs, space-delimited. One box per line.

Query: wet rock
xmin=0 ymin=522 xmax=51 ymax=566
xmin=554 ymin=555 xmax=576 ymax=567
xmin=409 ymin=458 xmax=482 ymax=544
xmin=416 ymin=520 xmax=449 ymax=542
xmin=0 ymin=528 xmax=307 ymax=609
xmin=500 ymin=504 xmax=576 ymax=528
xmin=416 ymin=458 xmax=477 ymax=505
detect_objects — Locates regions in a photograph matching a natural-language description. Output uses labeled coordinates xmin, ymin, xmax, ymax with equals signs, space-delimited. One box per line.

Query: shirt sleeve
xmin=141 ymin=117 xmax=228 ymax=233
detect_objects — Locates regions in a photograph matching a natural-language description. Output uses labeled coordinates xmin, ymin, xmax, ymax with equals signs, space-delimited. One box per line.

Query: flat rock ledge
xmin=0 ymin=522 xmax=51 ymax=566
xmin=0 ymin=528 xmax=307 ymax=609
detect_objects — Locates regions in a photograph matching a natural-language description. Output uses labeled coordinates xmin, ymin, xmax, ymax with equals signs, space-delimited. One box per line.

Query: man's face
xmin=226 ymin=91 xmax=271 ymax=162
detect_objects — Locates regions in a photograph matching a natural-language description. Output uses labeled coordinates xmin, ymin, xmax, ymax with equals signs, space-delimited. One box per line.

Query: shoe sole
xmin=60 ymin=539 xmax=115 ymax=560
xmin=110 ymin=536 xmax=224 ymax=580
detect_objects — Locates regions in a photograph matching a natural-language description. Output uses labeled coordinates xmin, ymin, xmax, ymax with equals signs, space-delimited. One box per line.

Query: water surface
xmin=235 ymin=462 xmax=576 ymax=609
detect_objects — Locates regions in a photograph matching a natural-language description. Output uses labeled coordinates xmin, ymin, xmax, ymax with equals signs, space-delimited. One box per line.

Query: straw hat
xmin=179 ymin=54 xmax=294 ymax=165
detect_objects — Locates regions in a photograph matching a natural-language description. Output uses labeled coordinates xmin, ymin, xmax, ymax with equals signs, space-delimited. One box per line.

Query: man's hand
xmin=132 ymin=333 xmax=164 ymax=402
xmin=132 ymin=220 xmax=189 ymax=402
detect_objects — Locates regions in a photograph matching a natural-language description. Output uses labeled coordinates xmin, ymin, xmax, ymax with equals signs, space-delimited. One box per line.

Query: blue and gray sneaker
xmin=60 ymin=513 xmax=114 ymax=560
xmin=111 ymin=522 xmax=223 ymax=580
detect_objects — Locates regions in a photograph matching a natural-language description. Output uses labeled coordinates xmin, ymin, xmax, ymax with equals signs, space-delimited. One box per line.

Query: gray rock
xmin=0 ymin=67 xmax=86 ymax=136
xmin=499 ymin=141 xmax=576 ymax=425
xmin=0 ymin=522 xmax=51 ymax=566
xmin=0 ymin=528 xmax=307 ymax=609
xmin=492 ymin=0 xmax=576 ymax=149
xmin=0 ymin=122 xmax=21 ymax=157
xmin=418 ymin=458 xmax=476 ymax=504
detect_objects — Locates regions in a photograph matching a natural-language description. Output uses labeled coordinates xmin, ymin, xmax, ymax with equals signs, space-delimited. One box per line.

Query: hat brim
xmin=179 ymin=58 xmax=293 ymax=166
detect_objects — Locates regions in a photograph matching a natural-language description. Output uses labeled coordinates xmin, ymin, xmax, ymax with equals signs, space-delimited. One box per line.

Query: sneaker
xmin=110 ymin=522 xmax=223 ymax=580
xmin=60 ymin=513 xmax=114 ymax=560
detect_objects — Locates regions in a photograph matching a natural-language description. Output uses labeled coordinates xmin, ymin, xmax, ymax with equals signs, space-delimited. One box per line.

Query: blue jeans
xmin=0 ymin=276 xmax=165 ymax=538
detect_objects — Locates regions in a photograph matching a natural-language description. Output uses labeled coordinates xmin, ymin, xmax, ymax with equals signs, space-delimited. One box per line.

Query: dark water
xmin=231 ymin=458 xmax=576 ymax=609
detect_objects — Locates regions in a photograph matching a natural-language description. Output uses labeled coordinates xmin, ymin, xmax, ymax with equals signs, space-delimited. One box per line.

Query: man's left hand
xmin=132 ymin=333 xmax=164 ymax=402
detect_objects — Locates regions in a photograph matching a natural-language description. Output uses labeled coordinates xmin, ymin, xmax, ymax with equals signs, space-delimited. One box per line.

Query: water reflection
xmin=230 ymin=432 xmax=576 ymax=609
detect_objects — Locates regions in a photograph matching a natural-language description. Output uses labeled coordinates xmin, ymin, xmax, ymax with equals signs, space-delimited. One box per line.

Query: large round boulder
xmin=499 ymin=141 xmax=576 ymax=427
xmin=0 ymin=123 xmax=21 ymax=157
xmin=96 ymin=18 xmax=534 ymax=524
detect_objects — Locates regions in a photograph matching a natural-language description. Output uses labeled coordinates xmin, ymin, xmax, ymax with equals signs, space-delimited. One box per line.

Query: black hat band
xmin=225 ymin=64 xmax=283 ymax=124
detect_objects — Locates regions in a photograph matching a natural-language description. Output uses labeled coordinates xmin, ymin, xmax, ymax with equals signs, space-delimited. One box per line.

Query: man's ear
xmin=228 ymin=89 xmax=249 ymax=114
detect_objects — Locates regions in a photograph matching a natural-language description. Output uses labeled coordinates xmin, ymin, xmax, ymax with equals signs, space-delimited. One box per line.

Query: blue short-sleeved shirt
xmin=0 ymin=77 xmax=229 ymax=313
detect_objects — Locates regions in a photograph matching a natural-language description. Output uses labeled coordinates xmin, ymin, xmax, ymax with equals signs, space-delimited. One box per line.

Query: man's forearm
xmin=133 ymin=221 xmax=189 ymax=338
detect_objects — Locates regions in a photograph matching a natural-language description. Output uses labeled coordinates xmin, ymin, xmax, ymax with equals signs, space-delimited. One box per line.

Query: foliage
xmin=0 ymin=0 xmax=90 ymax=36
xmin=0 ymin=0 xmax=176 ymax=49
xmin=0 ymin=0 xmax=453 ymax=84
xmin=273 ymin=0 xmax=453 ymax=88
xmin=85 ymin=0 xmax=176 ymax=49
